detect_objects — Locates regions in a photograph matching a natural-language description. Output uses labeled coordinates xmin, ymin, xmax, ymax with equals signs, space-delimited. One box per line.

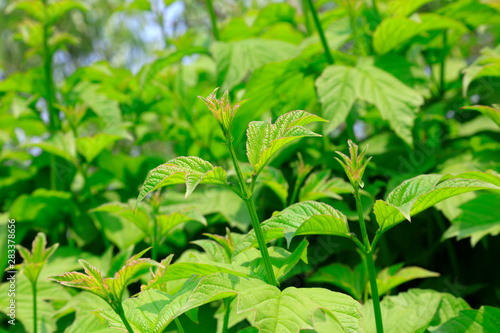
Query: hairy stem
xmin=116 ymin=302 xmax=134 ymax=333
xmin=305 ymin=0 xmax=334 ymax=64
xmin=227 ymin=140 xmax=277 ymax=286
xmin=174 ymin=317 xmax=185 ymax=333
xmin=206 ymin=0 xmax=219 ymax=40
xmin=32 ymin=282 xmax=37 ymax=333
xmin=354 ymin=187 xmax=383 ymax=333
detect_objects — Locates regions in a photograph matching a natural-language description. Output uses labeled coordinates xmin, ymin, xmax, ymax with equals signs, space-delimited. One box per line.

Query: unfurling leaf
xmin=51 ymin=248 xmax=160 ymax=306
xmin=136 ymin=156 xmax=228 ymax=208
xmin=246 ymin=110 xmax=327 ymax=177
xmin=16 ymin=232 xmax=58 ymax=284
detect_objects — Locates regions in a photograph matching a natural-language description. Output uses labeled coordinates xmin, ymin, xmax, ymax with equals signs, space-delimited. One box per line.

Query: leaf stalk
xmin=206 ymin=0 xmax=220 ymax=40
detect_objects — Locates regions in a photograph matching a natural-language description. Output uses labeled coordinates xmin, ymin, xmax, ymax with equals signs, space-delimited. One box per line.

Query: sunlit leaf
xmin=374 ymin=172 xmax=500 ymax=235
xmin=246 ymin=110 xmax=326 ymax=176
xmin=136 ymin=156 xmax=228 ymax=207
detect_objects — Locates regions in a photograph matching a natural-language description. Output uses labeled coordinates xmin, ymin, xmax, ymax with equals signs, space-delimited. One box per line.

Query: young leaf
xmin=462 ymin=45 xmax=500 ymax=96
xmin=51 ymin=249 xmax=159 ymax=305
xmin=246 ymin=110 xmax=327 ymax=177
xmin=370 ymin=263 xmax=439 ymax=297
xmin=136 ymin=156 xmax=228 ymax=207
xmin=100 ymin=273 xmax=362 ymax=333
xmin=374 ymin=172 xmax=500 ymax=235
xmin=233 ymin=201 xmax=350 ymax=256
xmin=16 ymin=232 xmax=59 ymax=284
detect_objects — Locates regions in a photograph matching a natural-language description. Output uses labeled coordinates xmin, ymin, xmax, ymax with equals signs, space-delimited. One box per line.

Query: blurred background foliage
xmin=1 ymin=0 xmax=500 ymax=332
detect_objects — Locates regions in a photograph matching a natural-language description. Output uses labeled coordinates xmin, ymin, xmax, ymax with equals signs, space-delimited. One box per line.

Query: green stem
xmin=372 ymin=0 xmax=379 ymax=15
xmin=301 ymin=0 xmax=313 ymax=36
xmin=152 ymin=214 xmax=158 ymax=261
xmin=289 ymin=176 xmax=302 ymax=206
xmin=440 ymin=30 xmax=447 ymax=96
xmin=206 ymin=0 xmax=219 ymax=40
xmin=32 ymin=282 xmax=37 ymax=333
xmin=222 ymin=297 xmax=232 ymax=333
xmin=227 ymin=140 xmax=277 ymax=286
xmin=116 ymin=302 xmax=134 ymax=333
xmin=174 ymin=318 xmax=185 ymax=333
xmin=354 ymin=187 xmax=383 ymax=333
xmin=305 ymin=0 xmax=334 ymax=64
xmin=42 ymin=2 xmax=58 ymax=132
xmin=50 ymin=155 xmax=57 ymax=190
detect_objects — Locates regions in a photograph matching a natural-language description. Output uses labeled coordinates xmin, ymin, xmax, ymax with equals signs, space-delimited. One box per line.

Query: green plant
xmin=15 ymin=233 xmax=58 ymax=333
xmin=3 ymin=0 xmax=500 ymax=332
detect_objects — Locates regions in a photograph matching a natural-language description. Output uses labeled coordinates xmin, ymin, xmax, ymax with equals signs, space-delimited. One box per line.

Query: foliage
xmin=2 ymin=0 xmax=500 ymax=332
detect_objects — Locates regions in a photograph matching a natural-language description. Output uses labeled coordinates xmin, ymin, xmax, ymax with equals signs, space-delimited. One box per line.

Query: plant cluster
xmin=1 ymin=0 xmax=500 ymax=332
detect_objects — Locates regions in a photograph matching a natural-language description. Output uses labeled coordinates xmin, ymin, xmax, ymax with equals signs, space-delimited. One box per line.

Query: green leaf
xmin=428 ymin=293 xmax=471 ymax=330
xmin=246 ymin=110 xmax=326 ymax=176
xmin=16 ymin=232 xmax=58 ymax=284
xmin=211 ymin=39 xmax=300 ymax=90
xmin=51 ymin=249 xmax=159 ymax=304
xmin=257 ymin=166 xmax=290 ymax=206
xmin=354 ymin=61 xmax=424 ymax=147
xmin=100 ymin=273 xmax=362 ymax=333
xmin=433 ymin=306 xmax=500 ymax=332
xmin=374 ymin=172 xmax=500 ymax=235
xmin=462 ymin=45 xmax=500 ymax=96
xmin=76 ymin=133 xmax=121 ymax=163
xmin=62 ymin=292 xmax=115 ymax=333
xmin=315 ymin=65 xmax=357 ymax=133
xmin=442 ymin=192 xmax=500 ymax=246
xmin=386 ymin=0 xmax=435 ymax=16
xmin=316 ymin=62 xmax=424 ymax=146
xmin=0 ymin=276 xmax=70 ymax=333
xmin=233 ymin=201 xmax=349 ymax=257
xmin=25 ymin=131 xmax=76 ymax=162
xmin=362 ymin=289 xmax=442 ymax=333
xmin=371 ymin=263 xmax=439 ymax=296
xmin=136 ymin=156 xmax=228 ymax=207
xmin=299 ymin=170 xmax=352 ymax=202
xmin=373 ymin=14 xmax=466 ymax=55
xmin=461 ymin=105 xmax=500 ymax=127
xmin=307 ymin=263 xmax=365 ymax=301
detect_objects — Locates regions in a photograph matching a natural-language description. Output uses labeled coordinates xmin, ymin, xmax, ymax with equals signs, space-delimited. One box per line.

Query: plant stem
xmin=32 ymin=282 xmax=37 ymax=333
xmin=289 ymin=176 xmax=302 ymax=205
xmin=42 ymin=1 xmax=58 ymax=132
xmin=116 ymin=302 xmax=134 ymax=333
xmin=372 ymin=0 xmax=379 ymax=15
xmin=305 ymin=0 xmax=334 ymax=64
xmin=301 ymin=0 xmax=313 ymax=36
xmin=222 ymin=297 xmax=232 ymax=333
xmin=174 ymin=318 xmax=185 ymax=333
xmin=206 ymin=0 xmax=219 ymax=40
xmin=152 ymin=214 xmax=158 ymax=261
xmin=354 ymin=187 xmax=383 ymax=333
xmin=227 ymin=140 xmax=277 ymax=286
xmin=440 ymin=30 xmax=447 ymax=96
xmin=433 ymin=209 xmax=460 ymax=276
